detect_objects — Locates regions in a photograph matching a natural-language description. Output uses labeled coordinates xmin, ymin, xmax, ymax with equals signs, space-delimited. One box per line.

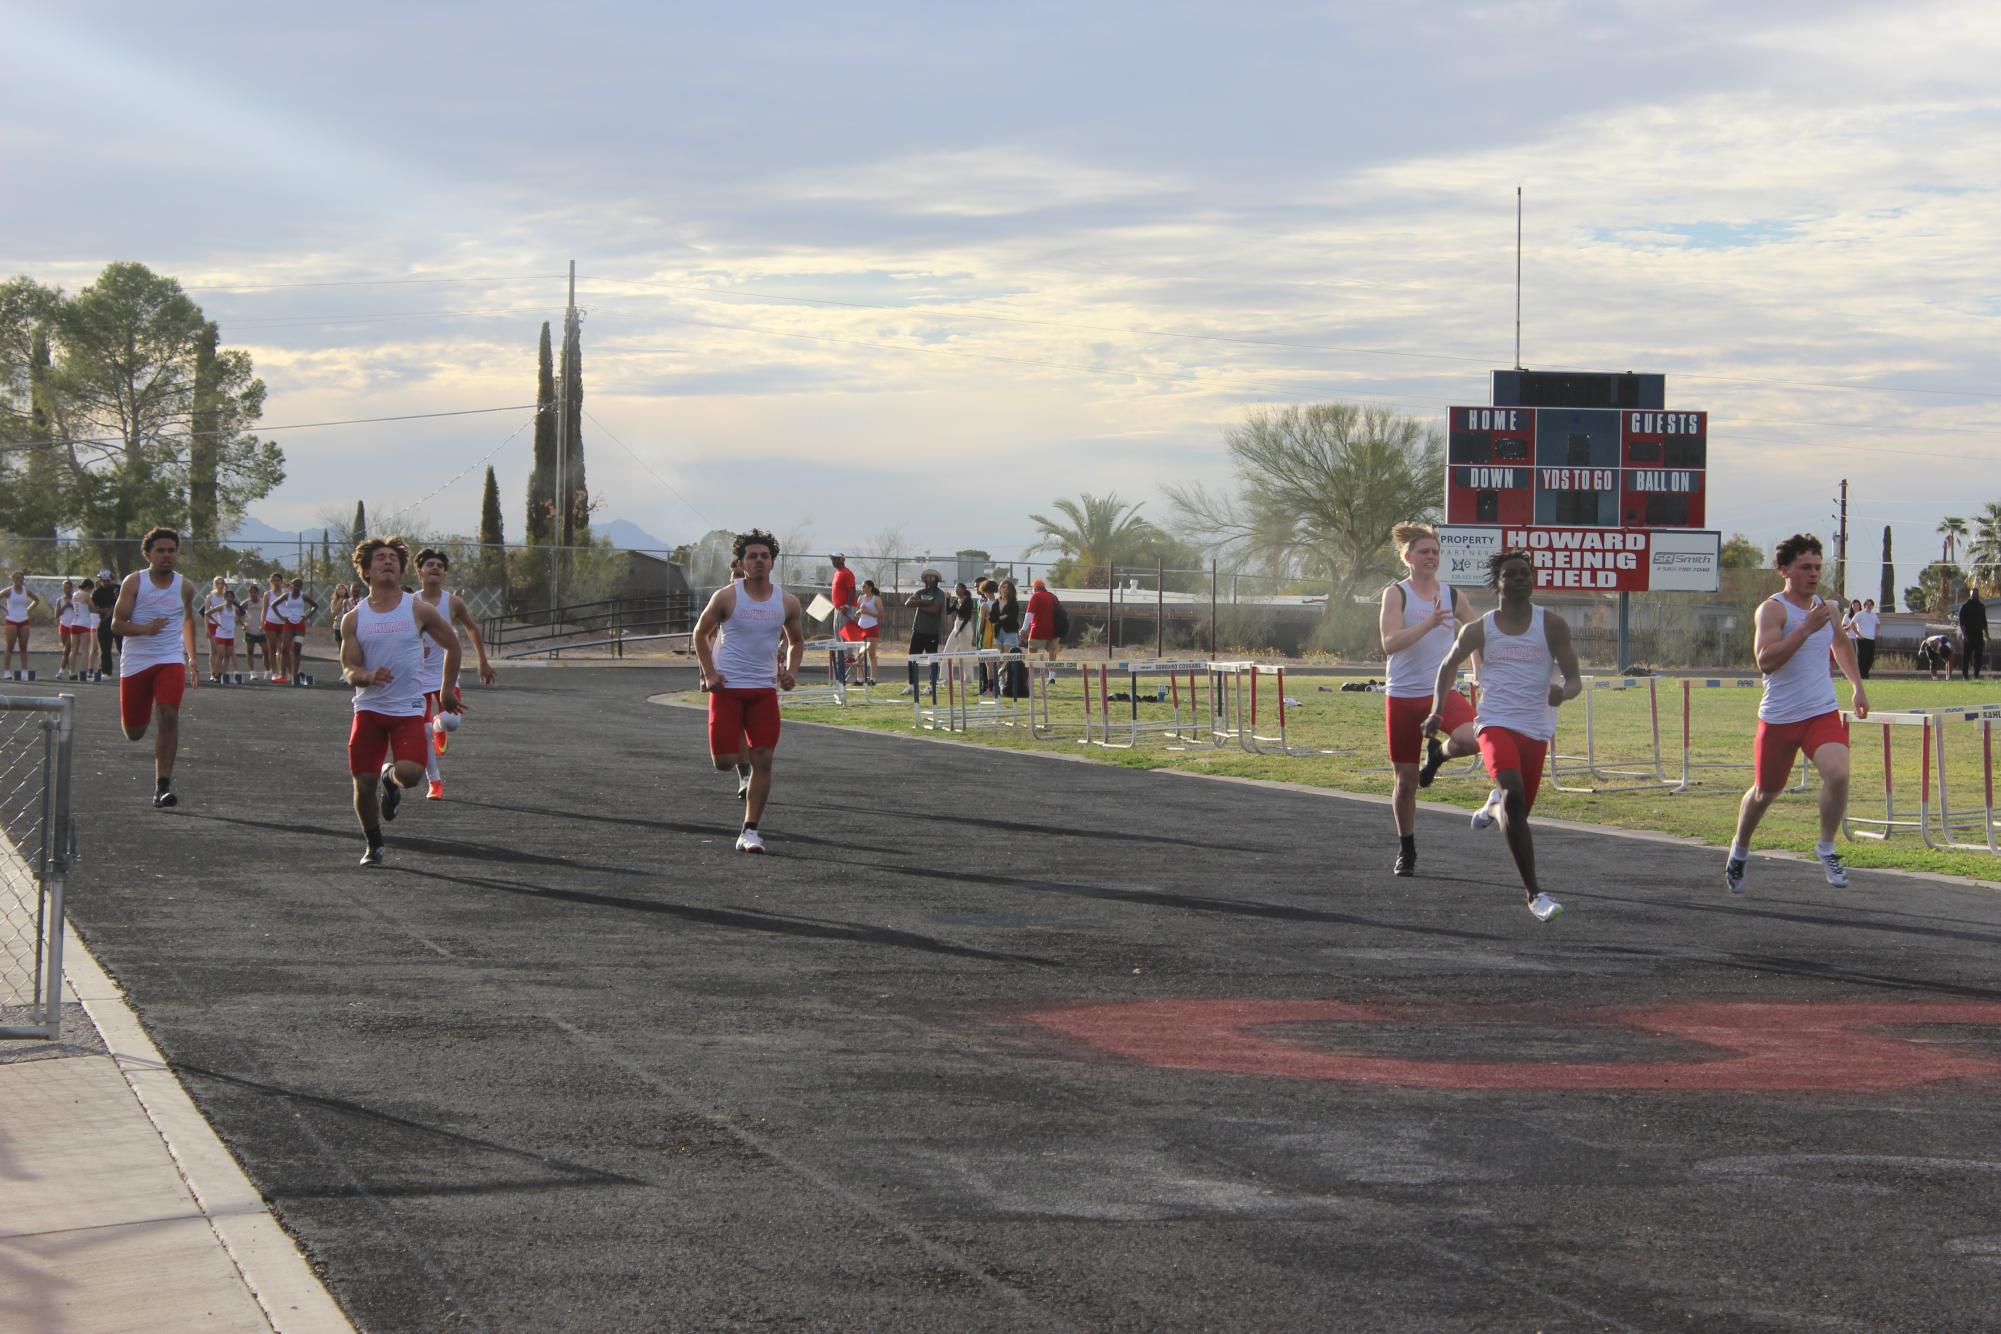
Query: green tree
xmin=350 ymin=500 xmax=367 ymax=548
xmin=1719 ymin=533 xmax=1763 ymax=570
xmin=1966 ymin=501 xmax=2001 ymax=597
xmin=187 ymin=321 xmax=220 ymax=544
xmin=1879 ymin=525 xmax=1895 ymax=611
xmin=1165 ymin=402 xmax=1445 ymax=597
xmin=1027 ymin=492 xmax=1161 ymax=586
xmin=528 ymin=323 xmax=557 ymax=545
xmin=1938 ymin=515 xmax=1969 ymax=567
xmin=559 ymin=310 xmax=589 ymax=545
xmin=479 ymin=465 xmax=505 ymax=550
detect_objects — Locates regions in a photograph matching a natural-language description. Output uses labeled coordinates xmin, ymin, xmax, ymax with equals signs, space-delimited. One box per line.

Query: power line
xmin=187 ymin=273 xmax=565 ymax=293
xmin=405 ymin=412 xmax=543 ymax=513
xmin=47 ymin=404 xmax=543 ymax=448
xmin=580 ymin=407 xmax=713 ymax=530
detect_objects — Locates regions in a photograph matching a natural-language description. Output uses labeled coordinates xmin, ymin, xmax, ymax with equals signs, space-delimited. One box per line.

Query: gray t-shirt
xmin=910 ymin=585 xmax=947 ymax=636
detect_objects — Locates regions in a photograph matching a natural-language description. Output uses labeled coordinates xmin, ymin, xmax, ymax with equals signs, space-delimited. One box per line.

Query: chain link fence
xmin=0 ymin=695 xmax=76 ymax=1040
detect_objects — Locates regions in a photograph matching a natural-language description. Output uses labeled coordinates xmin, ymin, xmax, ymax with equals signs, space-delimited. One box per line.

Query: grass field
xmin=743 ymin=662 xmax=2001 ymax=884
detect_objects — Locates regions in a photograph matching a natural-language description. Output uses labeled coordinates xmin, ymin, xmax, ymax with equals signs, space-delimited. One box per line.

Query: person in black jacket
xmin=991 ymin=580 xmax=1026 ymax=697
xmin=91 ymin=567 xmax=119 ymax=676
xmin=1960 ymin=592 xmax=1990 ymax=679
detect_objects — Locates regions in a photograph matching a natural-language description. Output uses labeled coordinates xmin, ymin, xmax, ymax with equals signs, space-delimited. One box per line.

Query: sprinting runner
xmin=1379 ymin=523 xmax=1479 ymax=877
xmin=1427 ymin=549 xmax=1581 ymax=921
xmin=413 ymin=549 xmax=496 ymax=800
xmin=283 ymin=578 xmax=319 ymax=682
xmin=263 ymin=573 xmax=291 ymax=682
xmin=3 ymin=571 xmax=46 ymax=679
xmin=340 ymin=536 xmax=462 ymax=867
xmin=1724 ymin=534 xmax=1870 ymax=895
xmin=693 ymin=529 xmax=804 ymax=853
xmin=111 ymin=527 xmax=201 ymax=808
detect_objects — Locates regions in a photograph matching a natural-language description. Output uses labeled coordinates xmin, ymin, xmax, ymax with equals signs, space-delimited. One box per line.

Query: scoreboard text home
xmin=1447 ymin=406 xmax=1707 ymax=529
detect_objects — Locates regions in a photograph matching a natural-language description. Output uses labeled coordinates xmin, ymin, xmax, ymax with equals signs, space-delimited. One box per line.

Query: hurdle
xmin=1205 ymin=661 xmax=1349 ymax=757
xmin=781 ymin=639 xmax=867 ymax=707
xmin=905 ymin=649 xmax=1053 ymax=734
xmin=1077 ymin=658 xmax=1215 ymax=749
xmin=1670 ymin=678 xmax=1810 ymax=796
xmin=1927 ymin=705 xmax=2000 ymax=852
xmin=1548 ymin=676 xmax=1672 ymax=794
xmin=1843 ymin=710 xmax=1936 ymax=845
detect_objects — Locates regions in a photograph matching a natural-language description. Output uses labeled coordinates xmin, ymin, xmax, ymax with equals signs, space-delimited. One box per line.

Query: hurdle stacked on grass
xmin=1844 ymin=704 xmax=2001 ymax=853
xmin=903 ymin=649 xmax=1053 ymax=734
xmin=1205 ymin=661 xmax=1352 ymax=757
xmin=1076 ymin=658 xmax=1215 ymax=749
xmin=784 ymin=639 xmax=869 ymax=707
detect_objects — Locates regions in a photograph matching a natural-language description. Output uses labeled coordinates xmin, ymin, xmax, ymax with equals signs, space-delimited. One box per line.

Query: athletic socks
xmin=1730 ymin=842 xmax=1750 ymax=862
xmin=1813 ymin=840 xmax=1836 ymax=858
xmin=425 ymin=750 xmax=441 ymax=783
xmin=743 ymin=820 xmax=758 ymax=831
xmin=155 ymin=776 xmax=171 ymax=795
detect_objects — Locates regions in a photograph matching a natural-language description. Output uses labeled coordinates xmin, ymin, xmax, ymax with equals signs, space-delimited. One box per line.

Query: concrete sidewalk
xmin=0 ymin=924 xmax=348 ymax=1333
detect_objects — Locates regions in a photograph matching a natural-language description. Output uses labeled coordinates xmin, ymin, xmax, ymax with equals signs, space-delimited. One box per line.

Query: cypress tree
xmin=480 ymin=465 xmax=505 ymax=549
xmin=1879 ymin=526 xmax=1895 ymax=612
xmin=528 ymin=323 xmax=557 ymax=545
xmin=351 ymin=500 xmax=367 ymax=547
xmin=189 ymin=321 xmax=221 ymax=545
xmin=559 ymin=310 xmax=588 ymax=545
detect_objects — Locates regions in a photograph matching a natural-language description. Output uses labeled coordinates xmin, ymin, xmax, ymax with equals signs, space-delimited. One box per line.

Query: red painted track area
xmin=1024 ymin=998 xmax=2001 ymax=1091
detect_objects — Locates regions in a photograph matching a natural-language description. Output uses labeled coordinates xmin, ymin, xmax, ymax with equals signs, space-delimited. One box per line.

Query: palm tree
xmin=1965 ymin=501 xmax=2001 ymax=596
xmin=1938 ymin=515 xmax=1970 ymax=566
xmin=1026 ymin=493 xmax=1160 ymax=582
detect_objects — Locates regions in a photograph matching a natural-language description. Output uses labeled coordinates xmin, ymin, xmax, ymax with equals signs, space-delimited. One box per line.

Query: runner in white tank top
xmin=413 ymin=547 xmax=498 ymax=801
xmin=694 ymin=530 xmax=805 ymax=854
xmin=341 ymin=536 xmax=462 ymax=866
xmin=282 ymin=578 xmax=319 ymax=683
xmin=1378 ymin=523 xmax=1481 ymax=877
xmin=2 ymin=572 xmax=46 ymax=678
xmin=263 ymin=575 xmax=292 ymax=682
xmin=1724 ymin=535 xmax=1870 ymax=896
xmin=111 ymin=527 xmax=201 ymax=807
xmin=1427 ymin=548 xmax=1580 ymax=921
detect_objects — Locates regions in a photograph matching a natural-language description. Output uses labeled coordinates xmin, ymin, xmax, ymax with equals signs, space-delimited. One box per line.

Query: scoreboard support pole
xmin=1617 ymin=592 xmax=1631 ymax=673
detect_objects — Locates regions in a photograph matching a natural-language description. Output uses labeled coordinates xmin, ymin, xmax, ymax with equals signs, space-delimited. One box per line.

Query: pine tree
xmin=528 ymin=323 xmax=557 ymax=545
xmin=559 ymin=309 xmax=588 ymax=545
xmin=19 ymin=326 xmax=62 ymax=549
xmin=350 ymin=500 xmax=367 ymax=547
xmin=479 ymin=465 xmax=505 ymax=550
xmin=188 ymin=321 xmax=221 ymax=545
xmin=1879 ymin=526 xmax=1894 ymax=612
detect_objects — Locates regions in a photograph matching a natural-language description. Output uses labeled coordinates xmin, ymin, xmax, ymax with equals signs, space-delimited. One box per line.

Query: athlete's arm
xmin=777 ymin=594 xmax=805 ymax=691
xmin=1424 ymin=618 xmax=1485 ymax=735
xmin=1752 ymin=597 xmax=1820 ymax=675
xmin=1379 ymin=584 xmax=1452 ymax=655
xmin=1544 ymin=613 xmax=1583 ymax=707
xmin=414 ymin=600 xmax=464 ymax=709
xmin=339 ymin=610 xmax=378 ymax=686
xmin=110 ymin=574 xmax=157 ymax=637
xmin=27 ymin=590 xmax=45 ymax=612
xmin=180 ymin=580 xmax=201 ymax=688
xmin=1828 ymin=617 xmax=1870 ymax=719
xmin=693 ymin=586 xmax=734 ymax=690
xmin=451 ymin=599 xmax=496 ymax=685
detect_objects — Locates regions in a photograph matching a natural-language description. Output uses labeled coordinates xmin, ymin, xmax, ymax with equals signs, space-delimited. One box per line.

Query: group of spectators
xmin=823 ymin=554 xmax=1065 ymax=696
xmin=1840 ymin=591 xmax=1990 ymax=680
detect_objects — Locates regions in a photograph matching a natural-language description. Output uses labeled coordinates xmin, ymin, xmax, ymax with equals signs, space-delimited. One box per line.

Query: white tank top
xmin=857 ymin=594 xmax=880 ymax=630
xmin=119 ymin=572 xmax=187 ymax=676
xmin=283 ymin=592 xmax=307 ymax=625
xmin=418 ymin=590 xmax=453 ymax=693
xmin=350 ymin=592 xmax=428 ymax=717
xmin=1474 ymin=605 xmax=1558 ymax=741
xmin=211 ymin=602 xmax=236 ymax=638
xmin=4 ymin=587 xmax=30 ymax=621
xmin=1758 ymin=594 xmax=1839 ymax=724
xmin=714 ymin=580 xmax=786 ymax=689
xmin=1385 ymin=579 xmax=1459 ymax=699
xmin=265 ymin=590 xmax=288 ymax=624
xmin=57 ymin=593 xmax=76 ymax=628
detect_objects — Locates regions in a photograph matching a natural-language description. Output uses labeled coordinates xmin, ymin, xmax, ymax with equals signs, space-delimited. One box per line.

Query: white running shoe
xmin=1471 ymin=788 xmax=1502 ymax=831
xmin=1817 ymin=847 xmax=1849 ymax=888
xmin=1527 ymin=892 xmax=1564 ymax=921
xmin=736 ymin=828 xmax=767 ymax=854
xmin=1725 ymin=855 xmax=1748 ymax=895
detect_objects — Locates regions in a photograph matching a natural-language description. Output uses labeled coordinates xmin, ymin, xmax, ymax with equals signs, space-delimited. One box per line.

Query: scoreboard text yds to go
xmin=1437 ymin=526 xmax=1722 ymax=594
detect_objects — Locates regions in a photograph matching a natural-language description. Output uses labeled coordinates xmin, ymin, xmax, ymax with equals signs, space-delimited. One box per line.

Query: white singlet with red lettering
xmin=713 ymin=580 xmax=785 ymax=690
xmin=1474 ymin=605 xmax=1557 ymax=741
xmin=1385 ymin=579 xmax=1459 ymax=699
xmin=1759 ymin=594 xmax=1839 ymax=725
xmin=418 ymin=590 xmax=453 ymax=694
xmin=120 ymin=572 xmax=186 ymax=676
xmin=351 ymin=592 xmax=427 ymax=718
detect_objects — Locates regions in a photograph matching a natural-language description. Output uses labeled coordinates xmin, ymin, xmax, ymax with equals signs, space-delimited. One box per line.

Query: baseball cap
xmin=830 ymin=551 xmax=845 ymax=559
xmin=99 ymin=568 xmax=112 ymax=578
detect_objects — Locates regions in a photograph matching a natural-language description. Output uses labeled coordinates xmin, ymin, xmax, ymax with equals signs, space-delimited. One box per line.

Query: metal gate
xmin=1 ymin=695 xmax=76 ymax=1040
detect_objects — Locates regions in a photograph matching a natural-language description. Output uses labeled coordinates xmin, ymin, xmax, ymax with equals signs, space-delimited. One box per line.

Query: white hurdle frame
xmin=1928 ymin=706 xmax=2000 ymax=852
xmin=1204 ymin=662 xmax=1350 ymax=757
xmin=1078 ymin=658 xmax=1215 ymax=749
xmin=783 ymin=639 xmax=869 ymax=707
xmin=1842 ymin=710 xmax=1936 ymax=845
xmin=1548 ymin=676 xmax=1672 ymax=794
xmin=905 ymin=649 xmax=1055 ymax=734
xmin=1670 ymin=677 xmax=1809 ymax=796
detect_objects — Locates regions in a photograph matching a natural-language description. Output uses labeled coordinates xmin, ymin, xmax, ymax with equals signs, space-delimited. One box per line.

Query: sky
xmin=3 ymin=0 xmax=1996 ymax=597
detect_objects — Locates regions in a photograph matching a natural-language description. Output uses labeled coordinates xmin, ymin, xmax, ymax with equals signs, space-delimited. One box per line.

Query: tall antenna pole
xmin=1514 ymin=186 xmax=1523 ymax=370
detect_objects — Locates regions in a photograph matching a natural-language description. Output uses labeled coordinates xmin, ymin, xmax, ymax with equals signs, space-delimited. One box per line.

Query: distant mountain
xmin=599 ymin=518 xmax=673 ymax=552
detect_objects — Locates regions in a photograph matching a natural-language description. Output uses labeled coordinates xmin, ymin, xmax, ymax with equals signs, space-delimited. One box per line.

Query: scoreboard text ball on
xmin=1441 ymin=371 xmax=1721 ymax=594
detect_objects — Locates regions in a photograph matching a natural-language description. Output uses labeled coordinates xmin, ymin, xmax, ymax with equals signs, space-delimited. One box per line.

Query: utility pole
xmin=1836 ymin=478 xmax=1849 ymax=600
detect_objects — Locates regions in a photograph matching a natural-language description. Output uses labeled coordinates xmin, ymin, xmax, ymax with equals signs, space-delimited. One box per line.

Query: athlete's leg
xmin=1492 ymin=769 xmax=1540 ymax=901
xmin=1808 ymin=740 xmax=1850 ymax=846
xmin=745 ymin=745 xmax=775 ymax=824
xmin=154 ymin=703 xmax=179 ymax=782
xmin=1390 ymin=762 xmax=1420 ymax=836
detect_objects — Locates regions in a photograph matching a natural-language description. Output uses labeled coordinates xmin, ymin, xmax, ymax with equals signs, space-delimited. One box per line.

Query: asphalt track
xmin=42 ymin=664 xmax=2001 ymax=1331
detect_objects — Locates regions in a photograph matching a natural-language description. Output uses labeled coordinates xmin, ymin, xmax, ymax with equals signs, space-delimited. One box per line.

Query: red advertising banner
xmin=1438 ymin=525 xmax=1722 ymax=593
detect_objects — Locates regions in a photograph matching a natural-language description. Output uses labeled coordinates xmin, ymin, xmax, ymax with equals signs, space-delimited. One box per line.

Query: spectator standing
xmin=1024 ymin=577 xmax=1062 ymax=682
xmin=991 ymin=579 xmax=1026 ymax=697
xmin=828 ymin=553 xmax=859 ymax=684
xmin=1853 ymin=598 xmax=1880 ymax=678
xmin=904 ymin=569 xmax=948 ymax=697
xmin=92 ymin=569 xmax=120 ymax=676
xmin=1960 ymin=590 xmax=1990 ymax=680
xmin=942 ymin=582 xmax=976 ymax=654
xmin=240 ymin=583 xmax=269 ymax=678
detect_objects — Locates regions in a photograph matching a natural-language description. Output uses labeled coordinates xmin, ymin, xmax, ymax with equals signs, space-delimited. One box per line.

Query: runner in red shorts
xmin=1724 ymin=534 xmax=1870 ymax=895
xmin=1428 ymin=549 xmax=1581 ymax=921
xmin=1379 ymin=522 xmax=1479 ymax=876
xmin=340 ymin=534 xmax=462 ymax=866
xmin=694 ymin=528 xmax=804 ymax=853
xmin=111 ymin=526 xmax=201 ymax=808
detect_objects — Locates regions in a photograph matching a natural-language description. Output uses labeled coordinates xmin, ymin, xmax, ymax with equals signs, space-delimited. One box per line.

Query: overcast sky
xmin=3 ymin=1 xmax=1995 ymax=594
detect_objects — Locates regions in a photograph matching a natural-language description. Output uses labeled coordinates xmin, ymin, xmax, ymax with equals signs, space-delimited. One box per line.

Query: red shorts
xmin=708 ymin=687 xmax=781 ymax=757
xmin=5 ymin=619 xmax=27 ymax=628
xmin=211 ymin=635 xmax=234 ymax=645
xmin=1384 ymin=690 xmax=1476 ymax=764
xmin=263 ymin=620 xmax=286 ymax=635
xmin=1754 ymin=710 xmax=1848 ymax=792
xmin=119 ymin=663 xmax=187 ymax=731
xmin=348 ymin=710 xmax=428 ymax=775
xmin=837 ymin=619 xmax=863 ymax=642
xmin=1478 ymin=726 xmax=1549 ymax=813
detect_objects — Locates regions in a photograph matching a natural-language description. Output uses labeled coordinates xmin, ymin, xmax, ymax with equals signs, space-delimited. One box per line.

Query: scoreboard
xmin=1447 ymin=406 xmax=1707 ymax=529
xmin=1443 ymin=398 xmax=1719 ymax=593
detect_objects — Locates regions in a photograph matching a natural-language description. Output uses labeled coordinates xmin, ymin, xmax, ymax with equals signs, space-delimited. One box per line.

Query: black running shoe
xmin=1417 ymin=737 xmax=1446 ymax=788
xmin=1393 ymin=849 xmax=1416 ymax=877
xmin=152 ymin=789 xmax=177 ymax=809
xmin=359 ymin=845 xmax=385 ymax=867
xmin=380 ymin=766 xmax=402 ymax=823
